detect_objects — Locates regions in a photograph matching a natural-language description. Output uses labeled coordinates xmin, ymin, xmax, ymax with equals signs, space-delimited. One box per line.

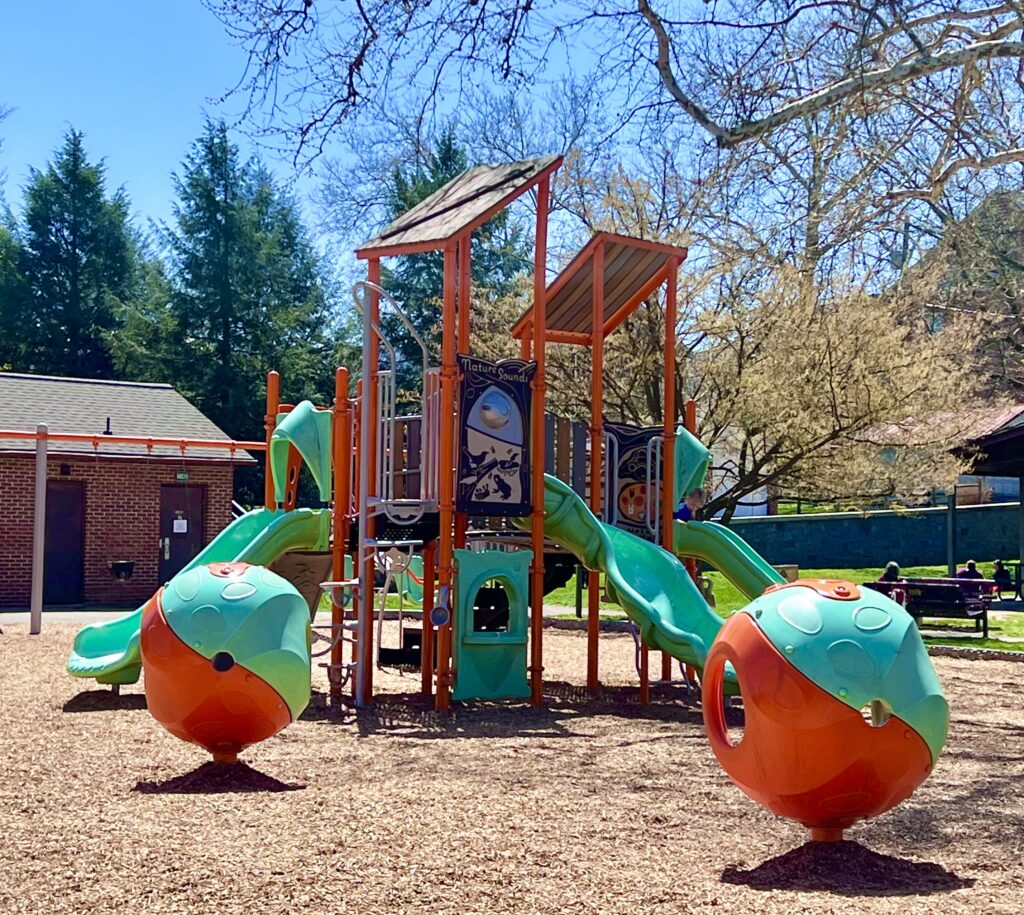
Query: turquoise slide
xmin=674 ymin=519 xmax=784 ymax=599
xmin=67 ymin=507 xmax=330 ymax=685
xmin=520 ymin=474 xmax=782 ymax=674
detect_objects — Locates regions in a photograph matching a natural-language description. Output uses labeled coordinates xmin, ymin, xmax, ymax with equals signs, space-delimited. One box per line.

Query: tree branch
xmin=638 ymin=0 xmax=1024 ymax=148
xmin=882 ymin=147 xmax=1024 ymax=204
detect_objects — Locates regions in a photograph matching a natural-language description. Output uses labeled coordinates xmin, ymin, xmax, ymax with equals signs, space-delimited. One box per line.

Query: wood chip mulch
xmin=1 ymin=622 xmax=1022 ymax=914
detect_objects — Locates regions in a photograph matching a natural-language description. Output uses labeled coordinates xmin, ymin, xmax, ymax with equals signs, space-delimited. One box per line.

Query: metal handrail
xmin=0 ymin=428 xmax=265 ymax=451
xmin=352 ymin=280 xmax=439 ymax=524
xmin=644 ymin=435 xmax=665 ymax=537
xmin=603 ymin=431 xmax=620 ymax=525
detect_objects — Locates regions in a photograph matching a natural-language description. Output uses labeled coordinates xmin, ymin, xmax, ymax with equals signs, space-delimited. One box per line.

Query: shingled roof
xmin=0 ymin=373 xmax=257 ymax=462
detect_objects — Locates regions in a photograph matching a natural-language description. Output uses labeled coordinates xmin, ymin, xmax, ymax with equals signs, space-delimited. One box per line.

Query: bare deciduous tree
xmin=207 ymin=1 xmax=1024 ymax=169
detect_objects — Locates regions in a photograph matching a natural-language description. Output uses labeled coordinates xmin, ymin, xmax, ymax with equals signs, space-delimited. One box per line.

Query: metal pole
xmin=330 ymin=367 xmax=351 ymax=704
xmin=356 ymin=263 xmax=380 ymax=707
xmin=661 ymin=261 xmax=679 ymax=685
xmin=1017 ymin=479 xmax=1024 ymax=597
xmin=946 ymin=485 xmax=957 ymax=578
xmin=587 ymin=241 xmax=604 ymax=694
xmin=30 ymin=423 xmax=48 ymax=635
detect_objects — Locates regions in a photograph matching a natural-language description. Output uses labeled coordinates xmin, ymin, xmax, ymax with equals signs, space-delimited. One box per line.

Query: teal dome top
xmin=161 ymin=563 xmax=311 ymax=719
xmin=739 ymin=581 xmax=948 ymax=762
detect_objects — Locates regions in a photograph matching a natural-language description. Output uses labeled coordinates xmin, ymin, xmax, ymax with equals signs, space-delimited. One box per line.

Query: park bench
xmin=863 ymin=578 xmax=995 ymax=639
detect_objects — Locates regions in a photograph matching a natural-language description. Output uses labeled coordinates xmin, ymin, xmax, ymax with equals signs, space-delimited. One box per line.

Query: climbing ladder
xmin=314 ymin=578 xmax=360 ymax=695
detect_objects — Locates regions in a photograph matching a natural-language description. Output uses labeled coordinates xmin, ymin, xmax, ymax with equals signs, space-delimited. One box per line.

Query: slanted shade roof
xmin=959 ymin=403 xmax=1024 ymax=476
xmin=512 ymin=233 xmax=688 ymax=343
xmin=357 ymin=155 xmax=562 ymax=257
xmin=0 ymin=373 xmax=256 ymax=462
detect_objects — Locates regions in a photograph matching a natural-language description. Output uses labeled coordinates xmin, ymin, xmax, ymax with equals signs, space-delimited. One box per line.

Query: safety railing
xmin=602 ymin=431 xmax=620 ymax=526
xmin=644 ymin=435 xmax=664 ymax=537
xmin=352 ymin=281 xmax=439 ymax=524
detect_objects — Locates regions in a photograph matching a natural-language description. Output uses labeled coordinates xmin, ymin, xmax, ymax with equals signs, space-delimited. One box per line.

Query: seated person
xmin=674 ymin=488 xmax=706 ymax=522
xmin=956 ymin=559 xmax=984 ymax=580
xmin=878 ymin=561 xmax=901 ymax=582
xmin=992 ymin=560 xmax=1013 ymax=592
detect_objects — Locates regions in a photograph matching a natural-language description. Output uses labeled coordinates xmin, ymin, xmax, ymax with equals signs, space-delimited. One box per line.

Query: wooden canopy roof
xmin=960 ymin=406 xmax=1024 ymax=477
xmin=511 ymin=232 xmax=687 ymax=344
xmin=357 ymin=155 xmax=562 ymax=258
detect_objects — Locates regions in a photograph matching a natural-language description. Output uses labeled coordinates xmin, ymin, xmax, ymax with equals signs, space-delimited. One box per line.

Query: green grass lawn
xmin=547 ymin=564 xmax=1024 ymax=652
xmin=317 ymin=560 xmax=1024 ymax=653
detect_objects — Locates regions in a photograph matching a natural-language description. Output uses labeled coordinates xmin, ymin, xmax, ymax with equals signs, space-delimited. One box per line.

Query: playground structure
xmin=66 ymin=155 xmax=949 ymax=841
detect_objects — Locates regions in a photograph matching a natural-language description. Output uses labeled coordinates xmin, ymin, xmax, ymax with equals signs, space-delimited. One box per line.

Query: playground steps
xmin=317 ymin=579 xmax=361 ymax=694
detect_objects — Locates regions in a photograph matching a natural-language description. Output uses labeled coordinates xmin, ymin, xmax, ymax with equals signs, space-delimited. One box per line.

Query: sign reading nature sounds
xmin=457 ymin=355 xmax=536 ymax=516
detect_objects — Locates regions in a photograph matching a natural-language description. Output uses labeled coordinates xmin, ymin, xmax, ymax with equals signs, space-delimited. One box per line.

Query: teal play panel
xmin=452 ymin=548 xmax=532 ymax=701
xmin=270 ymin=400 xmax=334 ymax=502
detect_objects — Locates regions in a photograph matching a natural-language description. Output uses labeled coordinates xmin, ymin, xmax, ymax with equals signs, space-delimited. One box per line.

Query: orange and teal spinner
xmin=140 ymin=562 xmax=311 ymax=763
xmin=703 ymin=579 xmax=949 ymax=841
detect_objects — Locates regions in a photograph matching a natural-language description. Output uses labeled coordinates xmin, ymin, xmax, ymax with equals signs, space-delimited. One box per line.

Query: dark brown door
xmin=44 ymin=480 xmax=85 ymax=605
xmin=159 ymin=485 xmax=205 ymax=582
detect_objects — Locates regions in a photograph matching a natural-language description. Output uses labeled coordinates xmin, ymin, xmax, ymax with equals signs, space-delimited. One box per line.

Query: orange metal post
xmin=435 ymin=244 xmax=459 ymax=711
xmin=332 ymin=367 xmax=351 ymax=703
xmin=587 ymin=242 xmax=605 ymax=694
xmin=520 ymin=327 xmax=532 ymax=360
xmin=529 ymin=175 xmax=550 ymax=707
xmin=458 ymin=233 xmax=471 ymax=351
xmin=455 ymin=233 xmax=472 ymax=551
xmin=661 ymin=258 xmax=679 ymax=684
xmin=421 ymin=539 xmax=436 ymax=696
xmin=264 ymin=371 xmax=280 ymax=510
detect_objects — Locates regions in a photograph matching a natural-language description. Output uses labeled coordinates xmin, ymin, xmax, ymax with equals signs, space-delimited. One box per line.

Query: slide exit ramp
xmin=66 ymin=508 xmax=330 ymax=685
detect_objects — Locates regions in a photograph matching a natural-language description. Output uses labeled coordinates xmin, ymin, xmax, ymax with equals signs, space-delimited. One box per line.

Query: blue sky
xmin=0 ymin=1 xmax=286 ymax=229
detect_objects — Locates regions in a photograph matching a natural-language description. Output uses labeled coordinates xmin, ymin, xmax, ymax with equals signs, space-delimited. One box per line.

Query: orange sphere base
xmin=703 ymin=613 xmax=934 ymax=838
xmin=140 ymin=595 xmax=291 ymax=760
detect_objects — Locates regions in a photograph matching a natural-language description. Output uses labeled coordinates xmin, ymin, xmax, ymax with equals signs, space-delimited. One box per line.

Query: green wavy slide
xmin=520 ymin=474 xmax=783 ymax=675
xmin=67 ymin=508 xmax=330 ymax=685
xmin=674 ymin=520 xmax=784 ymax=599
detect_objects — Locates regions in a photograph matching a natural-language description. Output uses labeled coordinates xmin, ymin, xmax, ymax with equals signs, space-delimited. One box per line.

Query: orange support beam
xmin=587 ymin=241 xmax=604 ymax=694
xmin=529 ymin=175 xmax=550 ymax=707
xmin=455 ymin=233 xmax=471 ymax=551
xmin=352 ymin=379 xmax=362 ymax=675
xmin=603 ymin=266 xmax=670 ymax=339
xmin=264 ymin=371 xmax=280 ymax=510
xmin=435 ymin=244 xmax=458 ymax=711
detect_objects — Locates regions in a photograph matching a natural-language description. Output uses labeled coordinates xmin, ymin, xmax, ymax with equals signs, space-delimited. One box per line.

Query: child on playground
xmin=674 ymin=488 xmax=706 ymax=522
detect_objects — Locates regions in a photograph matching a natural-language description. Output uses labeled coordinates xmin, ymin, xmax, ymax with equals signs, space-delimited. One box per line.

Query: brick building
xmin=0 ymin=373 xmax=257 ymax=609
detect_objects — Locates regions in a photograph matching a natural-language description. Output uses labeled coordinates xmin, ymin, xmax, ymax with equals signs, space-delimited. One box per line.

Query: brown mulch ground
xmin=1 ymin=622 xmax=1022 ymax=915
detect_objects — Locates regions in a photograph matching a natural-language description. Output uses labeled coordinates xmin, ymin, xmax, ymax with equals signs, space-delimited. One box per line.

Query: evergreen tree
xmin=380 ymin=128 xmax=531 ymax=394
xmin=117 ymin=122 xmax=332 ymax=500
xmin=0 ymin=223 xmax=30 ymax=370
xmin=12 ymin=130 xmax=136 ymax=377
